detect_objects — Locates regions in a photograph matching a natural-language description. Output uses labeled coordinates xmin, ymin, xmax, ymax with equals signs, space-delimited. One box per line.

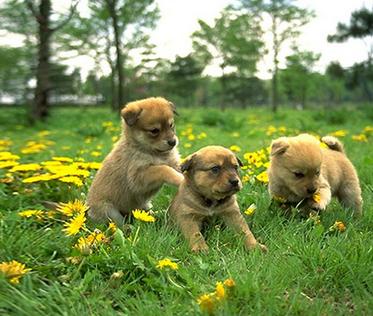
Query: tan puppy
xmin=87 ymin=97 xmax=183 ymax=225
xmin=169 ymin=146 xmax=267 ymax=253
xmin=268 ymin=133 xmax=362 ymax=215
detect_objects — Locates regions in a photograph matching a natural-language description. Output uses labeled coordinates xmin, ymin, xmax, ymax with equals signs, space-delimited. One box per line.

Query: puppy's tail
xmin=321 ymin=136 xmax=345 ymax=154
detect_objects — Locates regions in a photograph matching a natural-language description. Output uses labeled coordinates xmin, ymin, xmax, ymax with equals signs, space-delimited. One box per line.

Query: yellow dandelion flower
xmin=18 ymin=210 xmax=45 ymax=219
xmin=74 ymin=236 xmax=92 ymax=255
xmin=108 ymin=222 xmax=117 ymax=233
xmin=329 ymin=130 xmax=347 ymax=137
xmin=10 ymin=163 xmax=42 ymax=172
xmin=197 ymin=293 xmax=216 ymax=313
xmin=266 ymin=125 xmax=277 ymax=136
xmin=352 ymin=134 xmax=368 ymax=142
xmin=112 ymin=136 xmax=119 ymax=143
xmin=90 ymin=151 xmax=102 ymax=157
xmin=52 ymin=156 xmax=73 ymax=163
xmin=0 ymin=260 xmax=31 ymax=284
xmin=363 ymin=126 xmax=373 ymax=134
xmin=332 ymin=220 xmax=346 ymax=232
xmin=242 ymin=174 xmax=251 ymax=183
xmin=57 ymin=200 xmax=88 ymax=217
xmin=37 ymin=130 xmax=51 ymax=137
xmin=132 ymin=209 xmax=156 ymax=222
xmin=256 ymin=171 xmax=268 ymax=183
xmin=21 ymin=141 xmax=47 ymax=154
xmin=0 ymin=161 xmax=19 ymax=169
xmin=244 ymin=203 xmax=256 ymax=216
xmin=156 ymin=258 xmax=178 ymax=270
xmin=0 ymin=151 xmax=20 ymax=161
xmin=223 ymin=278 xmax=235 ymax=288
xmin=59 ymin=176 xmax=83 ymax=187
xmin=183 ymin=143 xmax=192 ymax=148
xmin=63 ymin=212 xmax=86 ymax=236
xmin=197 ymin=132 xmax=207 ymax=139
xmin=187 ymin=134 xmax=195 ymax=141
xmin=41 ymin=160 xmax=62 ymax=166
xmin=87 ymin=162 xmax=102 ymax=170
xmin=229 ymin=145 xmax=241 ymax=152
xmin=312 ymin=193 xmax=321 ymax=203
xmin=22 ymin=173 xmax=60 ymax=183
xmin=215 ymin=281 xmax=225 ymax=300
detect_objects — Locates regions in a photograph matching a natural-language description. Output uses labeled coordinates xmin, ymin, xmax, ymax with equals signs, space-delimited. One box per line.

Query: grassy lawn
xmin=0 ymin=105 xmax=372 ymax=315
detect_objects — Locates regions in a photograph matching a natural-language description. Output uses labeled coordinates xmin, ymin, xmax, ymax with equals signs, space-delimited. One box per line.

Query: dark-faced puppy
xmin=268 ymin=133 xmax=362 ymax=215
xmin=169 ymin=146 xmax=267 ymax=253
xmin=87 ymin=97 xmax=183 ymax=226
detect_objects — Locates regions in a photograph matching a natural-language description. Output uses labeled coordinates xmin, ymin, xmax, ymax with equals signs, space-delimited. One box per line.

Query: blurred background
xmin=0 ymin=0 xmax=372 ymax=122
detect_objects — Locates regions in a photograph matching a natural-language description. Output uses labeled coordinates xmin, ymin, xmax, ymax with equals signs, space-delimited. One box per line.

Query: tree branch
xmin=25 ymin=0 xmax=41 ymax=23
xmin=51 ymin=0 xmax=80 ymax=33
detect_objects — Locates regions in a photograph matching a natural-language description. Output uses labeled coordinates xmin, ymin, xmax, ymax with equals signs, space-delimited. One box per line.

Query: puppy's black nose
xmin=307 ymin=188 xmax=317 ymax=194
xmin=229 ymin=179 xmax=239 ymax=187
xmin=167 ymin=139 xmax=176 ymax=147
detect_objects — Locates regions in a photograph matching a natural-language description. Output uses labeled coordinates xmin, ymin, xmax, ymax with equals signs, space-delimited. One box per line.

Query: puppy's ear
xmin=236 ymin=156 xmax=243 ymax=167
xmin=121 ymin=104 xmax=143 ymax=126
xmin=169 ymin=101 xmax=178 ymax=116
xmin=181 ymin=155 xmax=195 ymax=173
xmin=271 ymin=137 xmax=289 ymax=156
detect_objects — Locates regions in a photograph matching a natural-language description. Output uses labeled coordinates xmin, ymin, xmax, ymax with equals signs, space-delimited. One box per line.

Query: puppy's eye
xmin=210 ymin=166 xmax=221 ymax=174
xmin=170 ymin=122 xmax=174 ymax=129
xmin=149 ymin=128 xmax=160 ymax=135
xmin=294 ymin=172 xmax=304 ymax=179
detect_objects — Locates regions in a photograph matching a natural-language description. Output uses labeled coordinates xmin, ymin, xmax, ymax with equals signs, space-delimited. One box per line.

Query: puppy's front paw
xmin=245 ymin=241 xmax=268 ymax=253
xmin=191 ymin=241 xmax=209 ymax=253
xmin=307 ymin=199 xmax=327 ymax=211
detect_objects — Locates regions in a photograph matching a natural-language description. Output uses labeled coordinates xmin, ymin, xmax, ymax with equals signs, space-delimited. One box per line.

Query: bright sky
xmin=1 ymin=0 xmax=372 ymax=79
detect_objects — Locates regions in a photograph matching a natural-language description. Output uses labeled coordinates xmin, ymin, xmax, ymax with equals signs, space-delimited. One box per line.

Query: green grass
xmin=0 ymin=105 xmax=372 ymax=315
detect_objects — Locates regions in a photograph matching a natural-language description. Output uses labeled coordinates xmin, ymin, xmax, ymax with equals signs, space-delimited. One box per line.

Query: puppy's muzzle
xmin=229 ymin=179 xmax=239 ymax=187
xmin=167 ymin=139 xmax=177 ymax=148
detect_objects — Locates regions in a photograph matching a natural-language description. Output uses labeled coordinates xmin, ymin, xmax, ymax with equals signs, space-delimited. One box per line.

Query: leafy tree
xmin=0 ymin=46 xmax=33 ymax=103
xmin=165 ymin=54 xmax=204 ymax=106
xmin=192 ymin=7 xmax=264 ymax=108
xmin=0 ymin=0 xmax=78 ymax=122
xmin=58 ymin=0 xmax=160 ymax=111
xmin=238 ymin=0 xmax=314 ymax=112
xmin=280 ymin=50 xmax=319 ymax=107
xmin=328 ymin=7 xmax=373 ymax=101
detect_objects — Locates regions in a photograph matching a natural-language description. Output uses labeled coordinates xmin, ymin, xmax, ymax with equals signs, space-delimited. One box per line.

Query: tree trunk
xmin=30 ymin=0 xmax=51 ymax=123
xmin=106 ymin=0 xmax=125 ymax=111
xmin=271 ymin=14 xmax=279 ymax=113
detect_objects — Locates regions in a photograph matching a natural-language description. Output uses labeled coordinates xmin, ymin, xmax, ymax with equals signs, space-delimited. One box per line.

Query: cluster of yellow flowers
xmin=197 ymin=278 xmax=236 ymax=313
xmin=180 ymin=125 xmax=207 ymax=148
xmin=241 ymin=147 xmax=271 ymax=184
xmin=0 ymin=153 xmax=101 ymax=187
xmin=0 ymin=260 xmax=31 ymax=284
xmin=156 ymin=258 xmax=179 ymax=270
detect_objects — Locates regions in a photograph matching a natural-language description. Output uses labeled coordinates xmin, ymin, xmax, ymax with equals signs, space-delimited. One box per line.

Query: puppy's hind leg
xmin=88 ymin=202 xmax=125 ymax=226
xmin=337 ymin=182 xmax=363 ymax=216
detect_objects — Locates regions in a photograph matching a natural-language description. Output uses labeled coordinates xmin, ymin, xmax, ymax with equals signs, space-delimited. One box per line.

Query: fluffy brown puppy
xmin=87 ymin=97 xmax=183 ymax=225
xmin=169 ymin=146 xmax=267 ymax=253
xmin=268 ymin=133 xmax=362 ymax=215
